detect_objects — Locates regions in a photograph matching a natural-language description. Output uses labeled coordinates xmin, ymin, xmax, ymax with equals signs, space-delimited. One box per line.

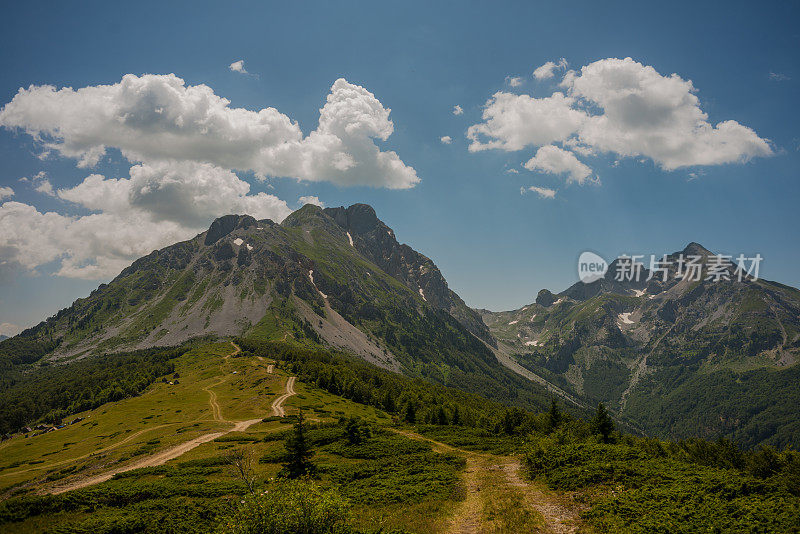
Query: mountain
xmin=0 ymin=335 xmax=7 ymax=342
xmin=4 ymin=207 xmax=800 ymax=448
xmin=0 ymin=204 xmax=552 ymax=411
xmin=482 ymin=242 xmax=800 ymax=447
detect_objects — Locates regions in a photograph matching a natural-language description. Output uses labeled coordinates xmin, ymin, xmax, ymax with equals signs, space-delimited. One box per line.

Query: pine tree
xmin=402 ymin=401 xmax=416 ymax=424
xmin=451 ymin=405 xmax=462 ymax=426
xmin=548 ymin=399 xmax=562 ymax=432
xmin=591 ymin=402 xmax=615 ymax=443
xmin=283 ymin=411 xmax=315 ymax=478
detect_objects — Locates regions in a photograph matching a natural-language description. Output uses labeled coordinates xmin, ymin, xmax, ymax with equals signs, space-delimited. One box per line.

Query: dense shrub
xmin=215 ymin=478 xmax=352 ymax=534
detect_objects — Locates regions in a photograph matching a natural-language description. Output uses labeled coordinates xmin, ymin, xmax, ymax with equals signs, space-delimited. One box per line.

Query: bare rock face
xmin=204 ymin=214 xmax=258 ymax=245
xmin=535 ymin=289 xmax=556 ymax=307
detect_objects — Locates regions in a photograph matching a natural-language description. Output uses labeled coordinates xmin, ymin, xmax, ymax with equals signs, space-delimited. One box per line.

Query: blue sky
xmin=0 ymin=0 xmax=798 ymax=335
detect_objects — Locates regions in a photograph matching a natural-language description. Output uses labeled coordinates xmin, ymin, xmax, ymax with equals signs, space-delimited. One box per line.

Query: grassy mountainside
xmin=0 ymin=339 xmax=797 ymax=533
xmin=483 ymin=243 xmax=800 ymax=448
xmin=0 ymin=205 xmax=560 ymax=416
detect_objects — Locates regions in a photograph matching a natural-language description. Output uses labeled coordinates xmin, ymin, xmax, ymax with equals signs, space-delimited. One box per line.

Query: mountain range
xmin=2 ymin=204 xmax=798 ymax=447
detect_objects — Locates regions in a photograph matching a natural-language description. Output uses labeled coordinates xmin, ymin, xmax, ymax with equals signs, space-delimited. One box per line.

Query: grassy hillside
xmin=0 ymin=339 xmax=798 ymax=532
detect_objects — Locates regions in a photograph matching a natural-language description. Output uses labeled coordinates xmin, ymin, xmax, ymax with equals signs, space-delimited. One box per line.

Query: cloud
xmin=533 ymin=58 xmax=568 ymax=80
xmin=0 ymin=74 xmax=418 ymax=189
xmin=467 ymin=92 xmax=586 ymax=152
xmin=0 ymin=200 xmax=191 ymax=279
xmin=505 ymin=168 xmax=519 ymax=174
xmin=19 ymin=170 xmax=46 ymax=183
xmin=0 ymin=161 xmax=293 ymax=280
xmin=440 ymin=135 xmax=452 ymax=144
xmin=769 ymin=72 xmax=789 ymax=81
xmin=468 ymin=57 xmax=772 ymax=171
xmin=0 ymin=187 xmax=13 ymax=199
xmin=229 ymin=60 xmax=248 ymax=74
xmin=58 ymin=161 xmax=292 ymax=227
xmin=0 ymin=322 xmax=20 ymax=337
xmin=566 ymin=57 xmax=772 ymax=169
xmin=520 ymin=185 xmax=556 ymax=199
xmin=452 ymin=105 xmax=463 ymax=116
xmin=35 ymin=179 xmax=55 ymax=196
xmin=506 ymin=76 xmax=523 ymax=87
xmin=298 ymin=195 xmax=324 ymax=208
xmin=523 ymin=145 xmax=595 ymax=184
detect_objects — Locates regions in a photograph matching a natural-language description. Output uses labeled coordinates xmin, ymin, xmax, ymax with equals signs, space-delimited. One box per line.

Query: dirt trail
xmin=271 ymin=376 xmax=296 ymax=417
xmin=203 ymin=376 xmax=227 ymax=422
xmin=391 ymin=429 xmax=584 ymax=534
xmin=0 ymin=423 xmax=180 ymax=479
xmin=46 ymin=343 xmax=292 ymax=496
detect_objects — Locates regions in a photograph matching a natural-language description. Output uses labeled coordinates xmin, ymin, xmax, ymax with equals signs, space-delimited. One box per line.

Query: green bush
xmin=215 ymin=478 xmax=352 ymax=534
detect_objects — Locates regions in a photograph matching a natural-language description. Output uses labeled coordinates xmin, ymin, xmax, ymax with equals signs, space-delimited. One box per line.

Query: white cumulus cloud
xmin=523 ymin=145 xmax=595 ymax=185
xmin=0 ymin=74 xmax=418 ymax=189
xmin=452 ymin=105 xmax=463 ymax=116
xmin=506 ymin=76 xmax=523 ymax=87
xmin=467 ymin=92 xmax=586 ymax=152
xmin=468 ymin=57 xmax=772 ymax=172
xmin=0 ymin=161 xmax=293 ymax=280
xmin=533 ymin=58 xmax=568 ymax=80
xmin=35 ymin=179 xmax=55 ymax=196
xmin=0 ymin=187 xmax=13 ymax=199
xmin=298 ymin=195 xmax=324 ymax=208
xmin=229 ymin=60 xmax=248 ymax=74
xmin=520 ymin=185 xmax=556 ymax=199
xmin=565 ymin=57 xmax=772 ymax=169
xmin=0 ymin=200 xmax=191 ymax=279
xmin=440 ymin=135 xmax=452 ymax=144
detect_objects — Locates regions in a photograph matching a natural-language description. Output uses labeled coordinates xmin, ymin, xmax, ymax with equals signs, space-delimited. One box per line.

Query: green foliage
xmin=625 ymin=363 xmax=800 ymax=449
xmin=0 ymin=330 xmax=59 ymax=368
xmin=524 ymin=432 xmax=800 ymax=533
xmin=215 ymin=478 xmax=352 ymax=534
xmin=343 ymin=416 xmax=372 ymax=445
xmin=282 ymin=411 xmax=316 ymax=478
xmin=0 ymin=345 xmax=184 ymax=434
xmin=591 ymin=403 xmax=615 ymax=443
xmin=236 ymin=339 xmax=567 ymax=436
xmin=547 ymin=399 xmax=562 ymax=433
xmin=0 ymin=466 xmax=242 ymax=531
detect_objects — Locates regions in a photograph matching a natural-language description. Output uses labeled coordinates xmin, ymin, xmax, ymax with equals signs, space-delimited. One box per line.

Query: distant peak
xmin=680 ymin=242 xmax=713 ymax=257
xmin=204 ymin=214 xmax=258 ymax=246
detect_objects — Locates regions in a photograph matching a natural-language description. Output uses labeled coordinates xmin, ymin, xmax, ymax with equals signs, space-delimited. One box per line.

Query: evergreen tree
xmin=451 ymin=405 xmax=462 ymax=426
xmin=402 ymin=401 xmax=416 ymax=424
xmin=548 ymin=399 xmax=562 ymax=432
xmin=283 ymin=411 xmax=315 ymax=477
xmin=591 ymin=402 xmax=615 ymax=443
xmin=344 ymin=416 xmax=371 ymax=444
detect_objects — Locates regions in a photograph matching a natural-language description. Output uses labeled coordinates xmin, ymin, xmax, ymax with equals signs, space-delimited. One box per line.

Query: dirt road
xmin=271 ymin=376 xmax=296 ymax=417
xmin=391 ymin=429 xmax=584 ymax=533
xmin=46 ymin=344 xmax=293 ymax=495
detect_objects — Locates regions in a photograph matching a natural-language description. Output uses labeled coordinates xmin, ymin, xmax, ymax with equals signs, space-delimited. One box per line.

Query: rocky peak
xmin=324 ymin=204 xmax=381 ymax=235
xmin=678 ymin=242 xmax=713 ymax=258
xmin=536 ymin=289 xmax=557 ymax=307
xmin=324 ymin=204 xmax=493 ymax=344
xmin=204 ymin=214 xmax=258 ymax=246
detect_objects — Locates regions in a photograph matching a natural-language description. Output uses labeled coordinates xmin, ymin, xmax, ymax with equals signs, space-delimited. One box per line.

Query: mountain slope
xmin=0 ymin=204 xmax=555 ymax=413
xmin=482 ymin=243 xmax=800 ymax=447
